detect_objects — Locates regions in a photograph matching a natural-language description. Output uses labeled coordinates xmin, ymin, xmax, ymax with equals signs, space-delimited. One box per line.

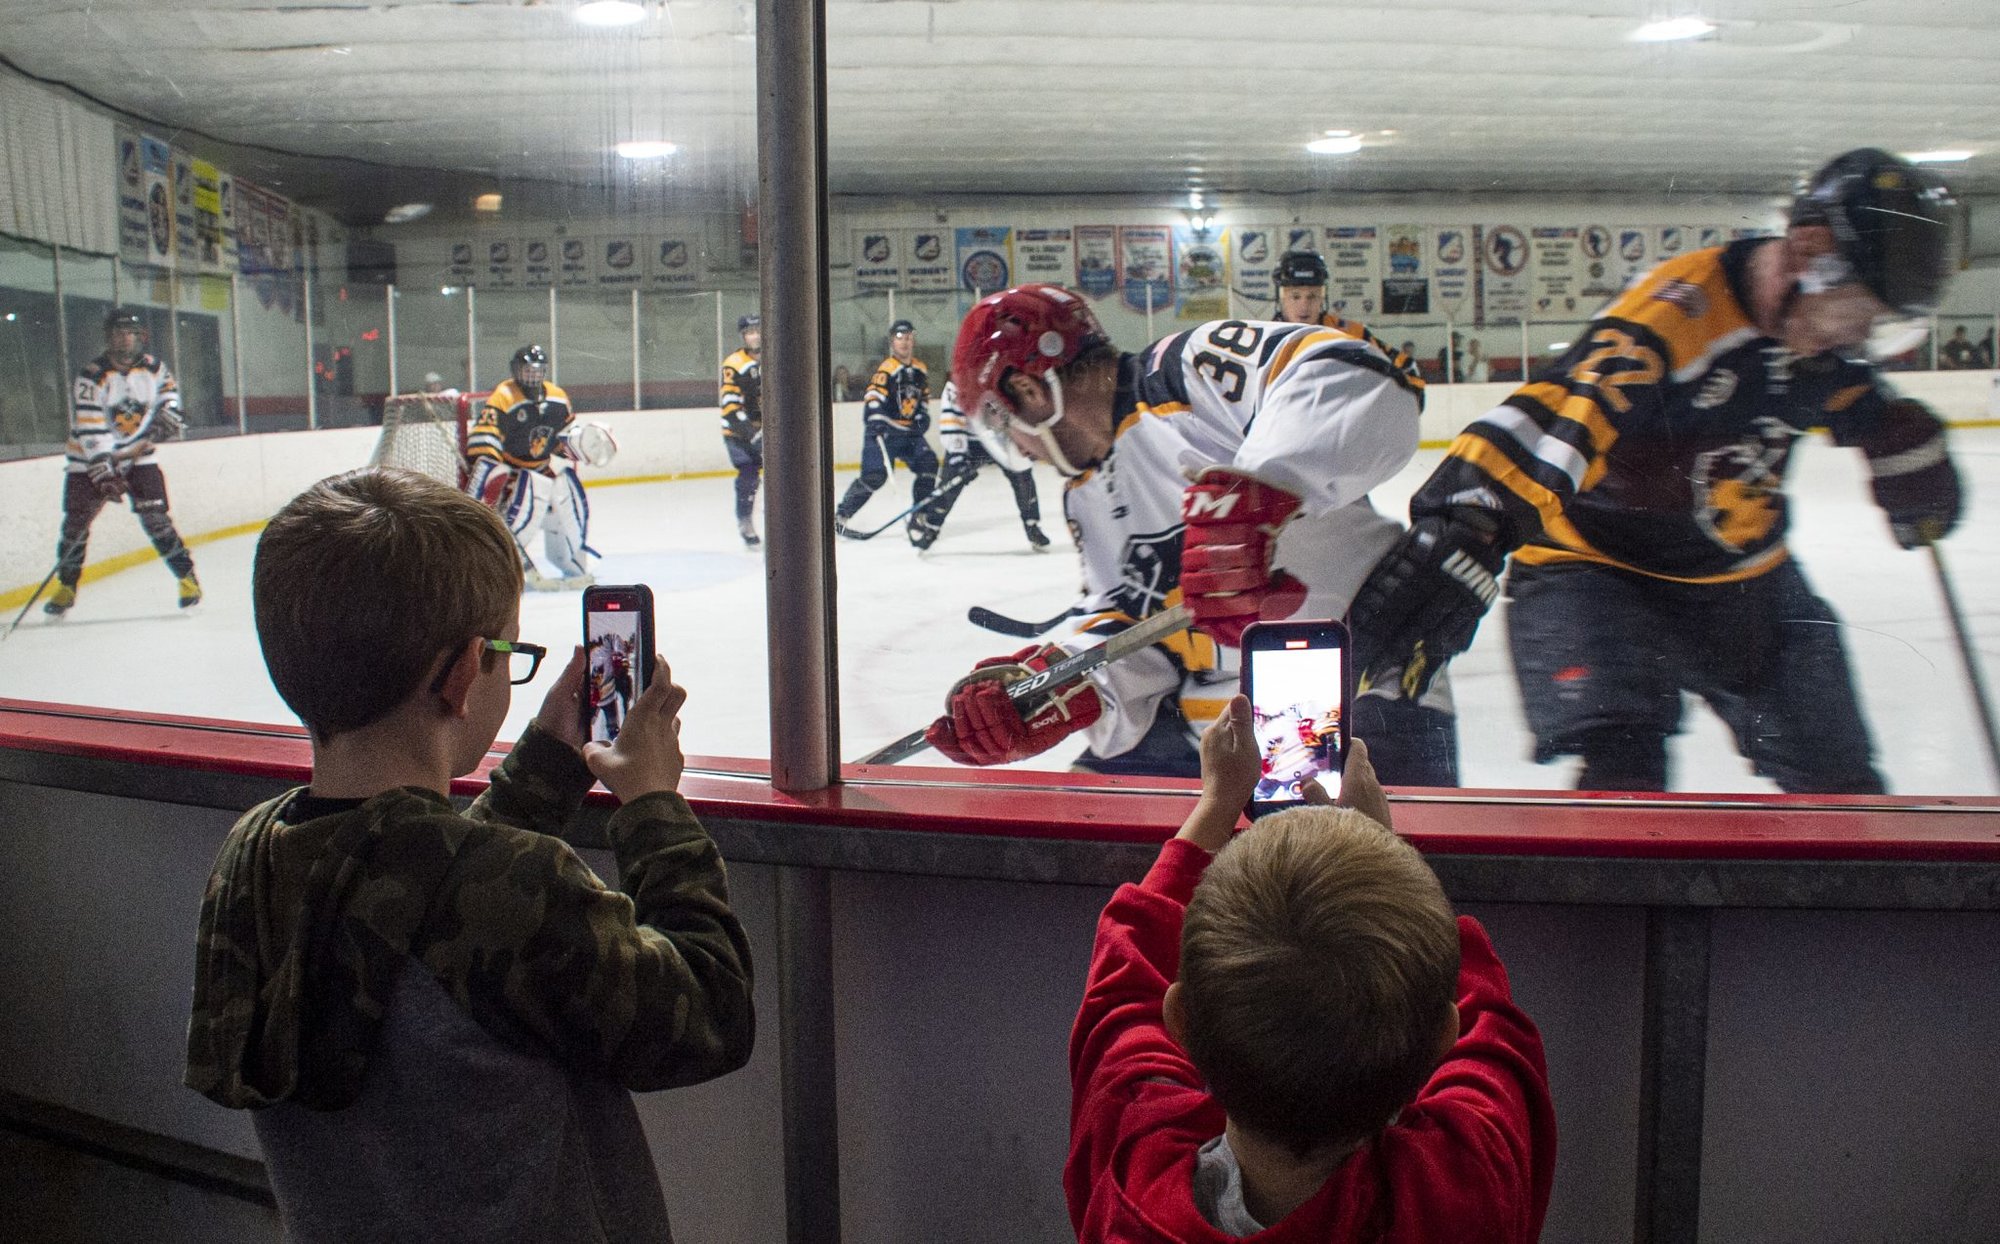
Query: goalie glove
xmin=924 ymin=644 xmax=1103 ymax=766
xmin=1178 ymin=467 xmax=1307 ymax=647
xmin=86 ymin=456 xmax=129 ymax=500
xmin=557 ymin=421 xmax=618 ymax=468
xmin=1866 ymin=398 xmax=1960 ymax=549
xmin=1349 ymin=507 xmax=1504 ymax=697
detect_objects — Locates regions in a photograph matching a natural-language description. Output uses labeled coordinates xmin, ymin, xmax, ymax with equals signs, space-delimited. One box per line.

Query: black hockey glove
xmin=1867 ymin=399 xmax=1961 ymax=549
xmin=151 ymin=399 xmax=186 ymax=441
xmin=1350 ymin=507 xmax=1505 ymax=697
xmin=86 ymin=456 xmax=129 ymax=501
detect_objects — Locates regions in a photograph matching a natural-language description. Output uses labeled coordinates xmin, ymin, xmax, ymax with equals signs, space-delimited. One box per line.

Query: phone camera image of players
xmin=1240 ymin=620 xmax=1351 ymax=819
xmin=581 ymin=584 xmax=656 ymax=745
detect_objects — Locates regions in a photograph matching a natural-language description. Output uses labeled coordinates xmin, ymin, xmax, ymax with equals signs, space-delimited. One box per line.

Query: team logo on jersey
xmin=1650 ymin=279 xmax=1708 ymax=319
xmin=1690 ymin=418 xmax=1794 ymax=551
xmin=1691 ymin=369 xmax=1738 ymax=410
xmin=110 ymin=398 xmax=148 ymax=437
xmin=529 ymin=426 xmax=556 ymax=459
xmin=1113 ymin=529 xmax=1184 ymax=620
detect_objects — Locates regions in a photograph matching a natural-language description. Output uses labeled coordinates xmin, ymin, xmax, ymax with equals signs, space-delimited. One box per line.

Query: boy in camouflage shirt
xmin=185 ymin=468 xmax=753 ymax=1244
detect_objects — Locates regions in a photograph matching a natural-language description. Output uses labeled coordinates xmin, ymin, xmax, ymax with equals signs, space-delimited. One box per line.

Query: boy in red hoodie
xmin=1067 ymin=697 xmax=1556 ymax=1241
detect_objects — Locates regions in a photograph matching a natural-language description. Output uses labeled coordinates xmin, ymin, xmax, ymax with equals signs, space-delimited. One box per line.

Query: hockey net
xmin=369 ymin=392 xmax=477 ymax=488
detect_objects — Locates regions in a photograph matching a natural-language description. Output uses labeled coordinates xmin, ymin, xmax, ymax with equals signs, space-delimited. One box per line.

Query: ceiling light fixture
xmin=1632 ymin=17 xmax=1716 ymax=42
xmin=382 ymin=203 xmax=432 ymax=224
xmin=472 ymin=193 xmax=503 ymax=213
xmin=1904 ymin=150 xmax=1974 ymax=164
xmin=1307 ymin=131 xmax=1362 ymax=156
xmin=615 ymin=140 xmax=679 ymax=160
xmin=575 ymin=1 xmax=647 ymax=28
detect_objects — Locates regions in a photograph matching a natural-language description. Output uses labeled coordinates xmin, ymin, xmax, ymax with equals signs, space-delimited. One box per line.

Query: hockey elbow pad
xmin=1179 ymin=468 xmax=1307 ymax=648
xmin=925 ymin=645 xmax=1103 ymax=766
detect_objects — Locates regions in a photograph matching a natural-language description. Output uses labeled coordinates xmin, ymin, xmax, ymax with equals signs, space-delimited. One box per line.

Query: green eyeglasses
xmin=430 ymin=638 xmax=548 ymax=692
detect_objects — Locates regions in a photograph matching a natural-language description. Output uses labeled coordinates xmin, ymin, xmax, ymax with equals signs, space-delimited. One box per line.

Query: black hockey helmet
xmin=1790 ymin=148 xmax=1959 ymax=318
xmin=738 ymin=314 xmax=760 ymax=334
xmin=1273 ymin=249 xmax=1330 ymax=288
xmin=890 ymin=318 xmax=915 ymax=337
xmin=104 ymin=306 xmax=147 ymax=336
xmin=511 ymin=343 xmax=548 ymax=392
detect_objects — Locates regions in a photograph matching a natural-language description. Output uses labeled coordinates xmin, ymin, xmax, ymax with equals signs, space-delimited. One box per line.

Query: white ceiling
xmin=3 ymin=0 xmax=1997 ymax=220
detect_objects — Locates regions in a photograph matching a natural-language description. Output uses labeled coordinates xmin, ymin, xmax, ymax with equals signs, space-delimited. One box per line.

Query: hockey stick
xmin=1924 ymin=538 xmax=2000 ymax=783
xmin=967 ymin=604 xmax=1079 ymax=639
xmin=856 ymin=603 xmax=1192 ymax=766
xmin=2 ymin=564 xmax=62 ymax=642
xmin=842 ymin=466 xmax=977 ymax=541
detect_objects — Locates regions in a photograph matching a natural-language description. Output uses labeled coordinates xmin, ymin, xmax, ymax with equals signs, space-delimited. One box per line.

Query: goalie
xmin=463 ymin=345 xmax=617 ymax=591
xmin=44 ymin=307 xmax=198 ymax=616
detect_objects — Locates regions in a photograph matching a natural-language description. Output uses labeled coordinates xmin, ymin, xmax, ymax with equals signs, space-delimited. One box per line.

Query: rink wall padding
xmin=2 ymin=701 xmax=1999 ymax=1243
xmin=5 ymin=374 xmax=1997 ymax=605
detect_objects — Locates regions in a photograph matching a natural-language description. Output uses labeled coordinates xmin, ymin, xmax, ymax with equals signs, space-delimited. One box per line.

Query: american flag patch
xmin=1650 ymin=279 xmax=1708 ymax=318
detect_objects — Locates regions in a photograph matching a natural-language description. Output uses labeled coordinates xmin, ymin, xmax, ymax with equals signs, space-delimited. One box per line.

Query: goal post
xmin=368 ymin=391 xmax=483 ymax=488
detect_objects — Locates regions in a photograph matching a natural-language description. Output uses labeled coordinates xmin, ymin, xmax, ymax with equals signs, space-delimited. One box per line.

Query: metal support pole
xmin=385 ymin=284 xmax=399 ymax=398
xmin=887 ymin=287 xmax=896 ymax=334
xmin=631 ymin=288 xmax=642 ymax=411
xmin=758 ymin=0 xmax=841 ymax=1239
xmin=548 ymin=285 xmax=559 ymax=383
xmin=1145 ymin=294 xmax=1154 ymax=340
xmin=230 ymin=273 xmax=248 ymax=433
xmin=1928 ymin=313 xmax=1939 ymax=371
xmin=1445 ymin=318 xmax=1457 ymax=384
xmin=168 ymin=243 xmax=182 ymax=381
xmin=1635 ymin=907 xmax=1711 ymax=1244
xmin=465 ymin=286 xmax=478 ymax=393
xmin=303 ymin=266 xmax=318 ymax=430
xmin=111 ymin=257 xmax=123 ymax=309
xmin=715 ymin=289 xmax=726 ymax=391
xmin=1520 ymin=318 xmax=1531 ymax=383
xmin=51 ymin=245 xmax=72 ymax=419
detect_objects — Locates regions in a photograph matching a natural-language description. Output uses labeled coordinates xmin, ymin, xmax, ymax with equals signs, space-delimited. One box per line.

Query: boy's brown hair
xmin=253 ymin=468 xmax=522 ymax=738
xmin=1179 ymin=808 xmax=1459 ymax=1155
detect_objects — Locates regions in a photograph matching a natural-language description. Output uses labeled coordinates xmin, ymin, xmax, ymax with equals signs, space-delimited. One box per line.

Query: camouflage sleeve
xmin=463 ymin=721 xmax=597 ymax=835
xmin=419 ymin=790 xmax=755 ymax=1092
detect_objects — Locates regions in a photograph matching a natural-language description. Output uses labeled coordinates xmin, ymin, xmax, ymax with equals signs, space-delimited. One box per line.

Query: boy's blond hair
xmin=253 ymin=468 xmax=522 ymax=738
xmin=1179 ymin=807 xmax=1459 ymax=1155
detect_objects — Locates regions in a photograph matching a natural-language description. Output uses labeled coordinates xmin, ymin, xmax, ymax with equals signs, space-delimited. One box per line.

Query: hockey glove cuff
xmin=1867 ymin=401 xmax=1960 ymax=549
xmin=926 ymin=645 xmax=1103 ymax=766
xmin=1179 ymin=468 xmax=1307 ymax=648
xmin=1350 ymin=507 xmax=1504 ymax=696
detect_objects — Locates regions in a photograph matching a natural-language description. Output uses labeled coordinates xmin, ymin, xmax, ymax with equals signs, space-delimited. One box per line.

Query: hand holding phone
xmin=1240 ymin=619 xmax=1351 ymax=820
xmin=582 ymin=585 xmax=657 ymax=745
xmin=583 ymin=657 xmax=690 ymax=801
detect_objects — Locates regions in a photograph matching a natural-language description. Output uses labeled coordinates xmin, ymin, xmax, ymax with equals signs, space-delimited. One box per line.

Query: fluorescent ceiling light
xmin=1632 ymin=17 xmax=1716 ymax=42
xmin=1904 ymin=150 xmax=1974 ymax=163
xmin=382 ymin=203 xmax=432 ymax=224
xmin=615 ymin=140 xmax=679 ymax=159
xmin=575 ymin=1 xmax=646 ymax=27
xmin=1307 ymin=134 xmax=1363 ymax=156
xmin=472 ymin=193 xmax=503 ymax=213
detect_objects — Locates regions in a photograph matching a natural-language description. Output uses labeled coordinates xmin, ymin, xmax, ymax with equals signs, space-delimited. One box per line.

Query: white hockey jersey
xmin=66 ymin=352 xmax=180 ymax=473
xmin=1054 ymin=319 xmax=1425 ymax=760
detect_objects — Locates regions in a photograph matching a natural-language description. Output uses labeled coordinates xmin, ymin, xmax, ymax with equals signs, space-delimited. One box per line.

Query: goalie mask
xmin=949 ymin=284 xmax=1108 ymax=477
xmin=511 ymin=344 xmax=549 ymax=398
xmin=1789 ymin=149 xmax=1960 ymax=361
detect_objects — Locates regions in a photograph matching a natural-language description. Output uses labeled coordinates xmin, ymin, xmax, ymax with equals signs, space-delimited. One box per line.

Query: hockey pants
xmin=921 ymin=442 xmax=1041 ymax=536
xmin=471 ymin=461 xmax=591 ymax=578
xmin=55 ymin=465 xmax=194 ymax=587
xmin=725 ymin=435 xmax=762 ymax=522
xmin=836 ymin=425 xmax=937 ymax=521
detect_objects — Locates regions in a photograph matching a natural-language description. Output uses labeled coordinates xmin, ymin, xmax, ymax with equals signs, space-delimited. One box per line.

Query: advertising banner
xmin=1014 ymin=227 xmax=1074 ymax=286
xmin=1480 ymin=223 xmax=1531 ymax=324
xmin=1530 ymin=225 xmax=1581 ymax=318
xmin=1075 ymin=225 xmax=1118 ymax=299
xmin=955 ymin=226 xmax=1013 ymax=294
xmin=1173 ymin=226 xmax=1229 ymax=320
xmin=1117 ymin=225 xmax=1172 ymax=313
xmin=1323 ymin=225 xmax=1379 ymax=317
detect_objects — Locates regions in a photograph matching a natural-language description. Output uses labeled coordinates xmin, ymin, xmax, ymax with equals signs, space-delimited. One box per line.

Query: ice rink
xmin=5 ymin=429 xmax=1997 ymax=796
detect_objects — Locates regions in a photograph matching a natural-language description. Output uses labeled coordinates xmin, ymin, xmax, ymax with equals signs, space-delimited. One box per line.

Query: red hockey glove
xmin=924 ymin=645 xmax=1102 ymax=766
xmin=1179 ymin=468 xmax=1307 ymax=647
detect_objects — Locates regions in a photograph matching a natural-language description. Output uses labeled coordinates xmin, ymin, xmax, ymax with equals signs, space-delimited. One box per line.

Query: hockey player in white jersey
xmin=910 ymin=378 xmax=1052 ymax=551
xmin=921 ymin=283 xmax=1458 ymax=785
xmin=45 ymin=307 xmax=199 ymax=616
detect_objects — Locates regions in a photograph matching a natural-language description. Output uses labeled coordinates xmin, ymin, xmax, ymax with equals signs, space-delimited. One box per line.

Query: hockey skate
xmin=43 ymin=582 xmax=76 ymax=616
xmin=833 ymin=515 xmax=863 ymax=540
xmin=177 ymin=572 xmax=203 ymax=608
xmin=559 ymin=572 xmax=596 ymax=590
xmin=1024 ymin=521 xmax=1051 ymax=551
xmin=524 ymin=567 xmax=564 ymax=592
xmin=907 ymin=514 xmax=940 ymax=551
xmin=739 ymin=518 xmax=762 ymax=548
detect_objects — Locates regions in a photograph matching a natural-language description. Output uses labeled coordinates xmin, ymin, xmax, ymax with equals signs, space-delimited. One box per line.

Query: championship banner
xmin=521 ymin=238 xmax=553 ymax=288
xmin=217 ymin=173 xmax=240 ymax=273
xmin=955 ymin=226 xmax=1013 ymax=295
xmin=596 ymin=236 xmax=642 ymax=287
xmin=142 ymin=135 xmax=172 ymax=267
xmin=1613 ymin=227 xmax=1651 ymax=292
xmin=1578 ymin=224 xmax=1621 ymax=304
xmin=115 ymin=128 xmax=149 ymax=263
xmin=1015 ymin=227 xmax=1074 ymax=286
xmin=484 ymin=238 xmax=519 ymax=288
xmin=192 ymin=159 xmax=223 ymax=272
xmin=647 ymin=233 xmax=701 ymax=290
xmin=1655 ymin=226 xmax=1690 ymax=265
xmin=445 ymin=240 xmax=477 ymax=286
xmin=1324 ymin=225 xmax=1379 ymax=318
xmin=557 ymin=237 xmax=591 ymax=287
xmin=1117 ymin=225 xmax=1171 ymax=313
xmin=1432 ymin=227 xmax=1473 ymax=318
xmin=1074 ymin=225 xmax=1118 ymax=299
xmin=1173 ymin=226 xmax=1229 ymax=321
xmin=1281 ymin=224 xmax=1321 ymax=257
xmin=853 ymin=228 xmax=903 ymax=291
xmin=1530 ymin=226 xmax=1580 ymax=318
xmin=905 ymin=229 xmax=954 ymax=292
xmin=172 ymin=150 xmax=200 ymax=268
xmin=1480 ymin=224 xmax=1531 ymax=324
xmin=1379 ymin=225 xmax=1429 ymax=317
xmin=1232 ymin=227 xmax=1277 ymax=305
xmin=1697 ymin=226 xmax=1725 ymax=251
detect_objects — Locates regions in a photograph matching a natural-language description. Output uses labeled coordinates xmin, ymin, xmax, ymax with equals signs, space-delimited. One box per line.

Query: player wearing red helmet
xmin=926 ymin=284 xmax=1456 ymax=785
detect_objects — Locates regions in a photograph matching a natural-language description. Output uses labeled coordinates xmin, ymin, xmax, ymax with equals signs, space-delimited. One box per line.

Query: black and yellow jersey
xmin=1311 ymin=311 xmax=1425 ymax=411
xmin=719 ymin=347 xmax=761 ymax=444
xmin=1412 ymin=240 xmax=1908 ymax=584
xmin=863 ymin=355 xmax=929 ymax=432
xmin=466 ymin=378 xmax=574 ymax=470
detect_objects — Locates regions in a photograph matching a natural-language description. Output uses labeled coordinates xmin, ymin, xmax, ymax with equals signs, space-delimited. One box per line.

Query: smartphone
xmin=1239 ymin=619 xmax=1351 ymax=820
xmin=581 ymin=584 xmax=656 ymax=744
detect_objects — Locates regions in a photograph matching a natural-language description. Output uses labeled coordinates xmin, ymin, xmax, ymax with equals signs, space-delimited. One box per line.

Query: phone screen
xmin=583 ymin=596 xmax=649 ymax=744
xmin=1247 ymin=638 xmax=1346 ymax=810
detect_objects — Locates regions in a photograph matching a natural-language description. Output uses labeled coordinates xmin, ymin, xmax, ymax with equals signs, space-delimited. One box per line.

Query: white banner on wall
xmin=1578 ymin=224 xmax=1621 ymax=304
xmin=1530 ymin=225 xmax=1581 ymax=318
xmin=956 ymin=226 xmax=1013 ymax=295
xmin=1014 ymin=227 xmax=1074 ymax=286
xmin=1233 ymin=227 xmax=1277 ymax=305
xmin=172 ymin=150 xmax=199 ymax=268
xmin=484 ymin=238 xmax=519 ymax=288
xmin=647 ymin=234 xmax=702 ymax=290
xmin=597 ymin=236 xmax=643 ymax=287
xmin=1324 ymin=225 xmax=1379 ymax=317
xmin=142 ymin=135 xmax=172 ymax=267
xmin=1430 ymin=227 xmax=1471 ymax=318
xmin=854 ymin=228 xmax=903 ymax=291
xmin=1480 ymin=224 xmax=1531 ymax=324
xmin=905 ymin=229 xmax=954 ymax=292
xmin=1075 ymin=225 xmax=1118 ymax=299
xmin=557 ymin=237 xmax=591 ymax=287
xmin=116 ymin=127 xmax=148 ymax=263
xmin=1173 ymin=226 xmax=1229 ymax=321
xmin=522 ymin=238 xmax=553 ymax=288
xmin=1613 ymin=227 xmax=1651 ymax=292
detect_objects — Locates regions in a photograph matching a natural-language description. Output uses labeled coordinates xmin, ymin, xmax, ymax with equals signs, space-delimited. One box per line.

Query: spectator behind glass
xmin=185 ymin=467 xmax=754 ymax=1244
xmin=833 ymin=364 xmax=854 ymax=399
xmin=1066 ymin=696 xmax=1556 ymax=1241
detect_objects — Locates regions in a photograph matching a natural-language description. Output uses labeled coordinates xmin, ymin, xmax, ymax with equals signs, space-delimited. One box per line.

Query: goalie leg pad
xmin=543 ymin=467 xmax=591 ymax=579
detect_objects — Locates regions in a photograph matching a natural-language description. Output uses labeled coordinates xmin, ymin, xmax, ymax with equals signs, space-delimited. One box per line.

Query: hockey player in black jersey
xmin=1352 ymin=148 xmax=1964 ymax=794
xmin=834 ymin=319 xmax=942 ymax=547
xmin=45 ymin=307 xmax=198 ymax=616
xmin=719 ymin=314 xmax=763 ymax=547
